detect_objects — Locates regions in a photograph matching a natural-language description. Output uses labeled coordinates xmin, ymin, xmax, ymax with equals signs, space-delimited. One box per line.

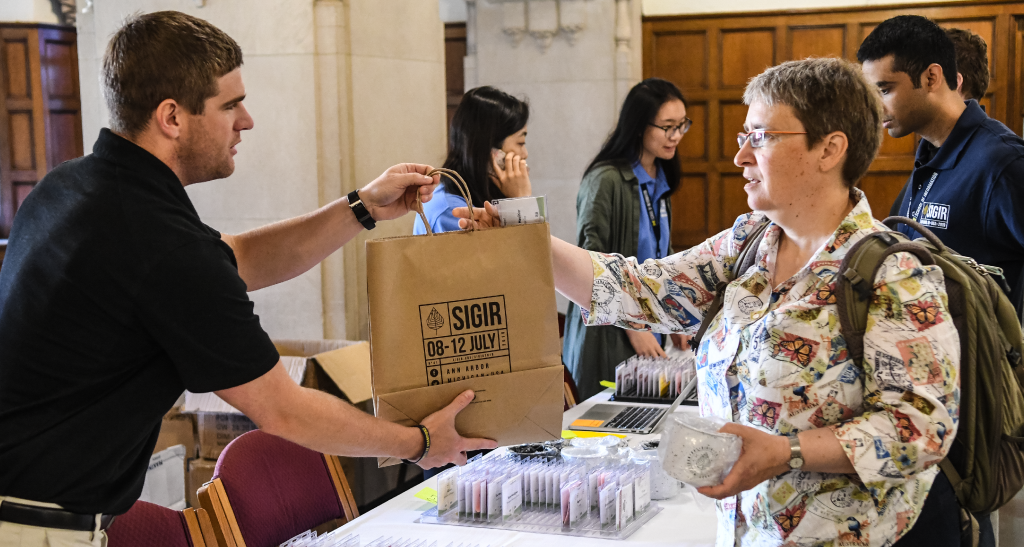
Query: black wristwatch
xmin=347 ymin=189 xmax=376 ymax=230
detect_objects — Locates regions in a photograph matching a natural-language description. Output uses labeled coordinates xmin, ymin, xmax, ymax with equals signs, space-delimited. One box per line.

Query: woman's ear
xmin=819 ymin=131 xmax=848 ymax=175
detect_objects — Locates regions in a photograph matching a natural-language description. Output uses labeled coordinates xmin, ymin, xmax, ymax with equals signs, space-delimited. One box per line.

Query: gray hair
xmin=743 ymin=57 xmax=883 ymax=187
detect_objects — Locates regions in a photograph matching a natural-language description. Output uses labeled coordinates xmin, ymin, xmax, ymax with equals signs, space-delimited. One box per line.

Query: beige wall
xmin=0 ymin=0 xmax=59 ymax=23
xmin=77 ymin=0 xmax=446 ymax=341
xmin=642 ymin=0 xmax=965 ymax=15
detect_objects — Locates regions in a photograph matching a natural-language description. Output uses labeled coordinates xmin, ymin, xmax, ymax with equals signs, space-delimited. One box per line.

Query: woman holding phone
xmin=561 ymin=78 xmax=689 ymax=399
xmin=413 ymin=86 xmax=531 ymax=234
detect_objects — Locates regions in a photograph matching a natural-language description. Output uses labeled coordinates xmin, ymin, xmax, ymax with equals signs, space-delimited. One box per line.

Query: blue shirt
xmin=632 ymin=161 xmax=672 ymax=345
xmin=893 ymin=100 xmax=1024 ymax=313
xmin=413 ymin=182 xmax=467 ymax=235
xmin=631 ymin=161 xmax=671 ymax=262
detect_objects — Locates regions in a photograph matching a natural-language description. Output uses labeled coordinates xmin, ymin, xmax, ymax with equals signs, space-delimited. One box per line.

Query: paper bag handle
xmin=415 ymin=168 xmax=476 ymax=235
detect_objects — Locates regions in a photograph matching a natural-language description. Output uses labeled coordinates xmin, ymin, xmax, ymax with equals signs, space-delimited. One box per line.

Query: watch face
xmin=790 ymin=457 xmax=805 ymax=469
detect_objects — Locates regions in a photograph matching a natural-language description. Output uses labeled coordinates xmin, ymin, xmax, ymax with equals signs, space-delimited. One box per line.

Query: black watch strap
xmin=347 ymin=190 xmax=376 ymax=230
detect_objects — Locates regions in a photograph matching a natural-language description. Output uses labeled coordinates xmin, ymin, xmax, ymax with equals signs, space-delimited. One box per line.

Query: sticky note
xmin=414 ymin=487 xmax=438 ymax=505
xmin=573 ymin=431 xmax=626 ymax=439
xmin=600 ymin=381 xmax=616 ymax=389
xmin=570 ymin=419 xmax=605 ymax=428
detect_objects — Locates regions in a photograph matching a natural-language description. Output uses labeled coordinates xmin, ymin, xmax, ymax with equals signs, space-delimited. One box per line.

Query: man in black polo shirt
xmin=0 ymin=11 xmax=496 ymax=545
xmin=859 ymin=16 xmax=1024 ymax=547
xmin=859 ymin=16 xmax=1024 ymax=317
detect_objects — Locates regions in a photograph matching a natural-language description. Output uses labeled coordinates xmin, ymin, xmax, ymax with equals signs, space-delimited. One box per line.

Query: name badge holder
xmin=416 ymin=449 xmax=662 ymax=540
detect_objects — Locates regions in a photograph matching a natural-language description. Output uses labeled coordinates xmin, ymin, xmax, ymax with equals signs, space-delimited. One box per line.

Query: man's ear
xmin=151 ymin=99 xmax=184 ymax=140
xmin=819 ymin=131 xmax=848 ymax=175
xmin=920 ymin=64 xmax=948 ymax=92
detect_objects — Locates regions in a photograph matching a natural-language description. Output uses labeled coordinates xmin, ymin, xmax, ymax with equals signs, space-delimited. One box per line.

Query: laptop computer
xmin=568 ymin=382 xmax=690 ymax=435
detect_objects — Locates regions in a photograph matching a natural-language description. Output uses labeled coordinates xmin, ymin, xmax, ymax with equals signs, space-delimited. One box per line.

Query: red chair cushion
xmin=106 ymin=500 xmax=192 ymax=547
xmin=213 ymin=430 xmax=344 ymax=547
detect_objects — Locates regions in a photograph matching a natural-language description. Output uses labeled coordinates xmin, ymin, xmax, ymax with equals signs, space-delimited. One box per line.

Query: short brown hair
xmin=946 ymin=27 xmax=989 ymax=101
xmin=743 ymin=57 xmax=883 ymax=188
xmin=103 ymin=11 xmax=243 ymax=138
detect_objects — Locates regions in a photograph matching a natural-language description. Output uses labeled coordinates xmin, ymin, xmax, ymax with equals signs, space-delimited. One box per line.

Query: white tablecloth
xmin=331 ymin=390 xmax=717 ymax=546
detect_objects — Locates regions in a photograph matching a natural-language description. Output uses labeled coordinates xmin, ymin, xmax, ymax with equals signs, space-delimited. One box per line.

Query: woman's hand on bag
xmin=358 ymin=163 xmax=439 ymax=222
xmin=453 ymin=201 xmax=501 ymax=230
xmin=697 ymin=423 xmax=791 ymax=499
xmin=417 ymin=390 xmax=499 ymax=469
xmin=626 ymin=329 xmax=667 ymax=358
xmin=491 ymin=152 xmax=531 ymax=197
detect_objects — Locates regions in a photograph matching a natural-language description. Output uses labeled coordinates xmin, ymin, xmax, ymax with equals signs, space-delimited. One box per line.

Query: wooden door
xmin=0 ymin=23 xmax=82 ymax=238
xmin=644 ymin=1 xmax=1024 ymax=249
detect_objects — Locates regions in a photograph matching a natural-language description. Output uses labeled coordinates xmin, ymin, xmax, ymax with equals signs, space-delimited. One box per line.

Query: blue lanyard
xmin=641 ymin=184 xmax=664 ymax=258
xmin=907 ymin=172 xmax=939 ymax=222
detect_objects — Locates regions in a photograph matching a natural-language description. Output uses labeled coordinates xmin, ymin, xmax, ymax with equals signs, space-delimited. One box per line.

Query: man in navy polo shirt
xmin=860 ymin=15 xmax=1024 ymax=547
xmin=859 ymin=16 xmax=1024 ymax=319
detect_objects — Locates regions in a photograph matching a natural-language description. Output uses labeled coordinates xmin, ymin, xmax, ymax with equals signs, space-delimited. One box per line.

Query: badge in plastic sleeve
xmin=502 ymin=474 xmax=523 ymax=521
xmin=437 ymin=469 xmax=458 ymax=515
xmin=491 ymin=196 xmax=547 ymax=227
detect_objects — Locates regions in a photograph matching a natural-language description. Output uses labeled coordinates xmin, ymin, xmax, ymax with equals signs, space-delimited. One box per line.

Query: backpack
xmin=692 ymin=216 xmax=1024 ymax=514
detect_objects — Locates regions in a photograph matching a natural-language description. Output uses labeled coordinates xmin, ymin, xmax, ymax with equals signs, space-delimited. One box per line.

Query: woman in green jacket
xmin=563 ymin=78 xmax=690 ymax=399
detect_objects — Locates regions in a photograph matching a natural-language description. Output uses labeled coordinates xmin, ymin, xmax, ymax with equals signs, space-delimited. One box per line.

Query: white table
xmin=331 ymin=391 xmax=718 ymax=546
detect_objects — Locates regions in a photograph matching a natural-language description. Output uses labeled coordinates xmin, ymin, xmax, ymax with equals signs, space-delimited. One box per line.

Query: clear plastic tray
xmin=416 ymin=502 xmax=662 ymax=540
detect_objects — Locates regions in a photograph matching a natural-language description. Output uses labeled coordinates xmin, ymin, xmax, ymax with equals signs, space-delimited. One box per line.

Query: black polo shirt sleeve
xmin=135 ymin=239 xmax=280 ymax=393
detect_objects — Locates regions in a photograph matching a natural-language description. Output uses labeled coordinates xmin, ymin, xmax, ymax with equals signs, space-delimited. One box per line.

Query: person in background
xmin=561 ymin=78 xmax=688 ymax=400
xmin=947 ymin=27 xmax=990 ymax=103
xmin=860 ymin=15 xmax=1024 ymax=546
xmin=413 ymin=86 xmax=531 ymax=234
xmin=888 ymin=26 xmax=991 ymax=217
xmin=859 ymin=16 xmax=1024 ymax=317
xmin=458 ymin=57 xmax=961 ymax=547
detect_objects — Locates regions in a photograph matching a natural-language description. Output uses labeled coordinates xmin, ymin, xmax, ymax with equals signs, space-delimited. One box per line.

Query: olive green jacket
xmin=562 ymin=163 xmax=673 ymax=400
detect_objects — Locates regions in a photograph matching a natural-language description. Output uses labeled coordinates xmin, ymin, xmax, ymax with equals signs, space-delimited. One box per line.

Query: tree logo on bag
xmin=426 ymin=307 xmax=445 ymax=334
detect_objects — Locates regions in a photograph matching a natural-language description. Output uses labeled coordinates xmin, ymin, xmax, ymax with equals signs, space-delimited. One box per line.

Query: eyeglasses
xmin=737 ymin=130 xmax=807 ymax=149
xmin=650 ymin=118 xmax=693 ymax=138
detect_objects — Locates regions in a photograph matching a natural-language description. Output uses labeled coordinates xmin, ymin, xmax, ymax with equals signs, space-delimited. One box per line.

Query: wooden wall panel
xmin=444 ymin=23 xmax=466 ymax=131
xmin=790 ymin=26 xmax=846 ymax=59
xmin=673 ymin=175 xmax=709 ymax=245
xmin=721 ymin=30 xmax=775 ymax=88
xmin=654 ymin=32 xmax=708 ymax=90
xmin=4 ymin=39 xmax=29 ymax=98
xmin=679 ymin=102 xmax=707 ymax=160
xmin=645 ymin=1 xmax=1024 ymax=249
xmin=0 ymin=24 xmax=82 ymax=237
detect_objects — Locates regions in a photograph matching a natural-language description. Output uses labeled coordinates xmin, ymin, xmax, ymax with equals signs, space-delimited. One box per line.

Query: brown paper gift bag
xmin=367 ymin=170 xmax=564 ymax=467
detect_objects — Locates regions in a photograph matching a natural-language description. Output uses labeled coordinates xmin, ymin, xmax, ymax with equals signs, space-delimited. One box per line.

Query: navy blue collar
xmin=914 ymin=100 xmax=986 ymax=171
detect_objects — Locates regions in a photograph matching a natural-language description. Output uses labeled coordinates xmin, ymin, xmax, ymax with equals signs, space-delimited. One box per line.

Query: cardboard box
xmin=367 ymin=223 xmax=565 ymax=467
xmin=182 ymin=341 xmax=374 ymax=460
xmin=195 ymin=412 xmax=257 ymax=460
xmin=154 ymin=408 xmax=197 ymax=458
xmin=186 ymin=458 xmax=217 ymax=509
xmin=140 ymin=445 xmax=187 ymax=510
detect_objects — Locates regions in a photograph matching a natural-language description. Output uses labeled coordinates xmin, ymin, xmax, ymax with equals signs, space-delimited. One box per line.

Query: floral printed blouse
xmin=583 ymin=193 xmax=960 ymax=547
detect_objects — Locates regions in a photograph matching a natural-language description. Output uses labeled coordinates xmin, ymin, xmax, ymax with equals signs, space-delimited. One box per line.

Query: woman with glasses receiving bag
xmin=459 ymin=58 xmax=961 ymax=546
xmin=562 ymin=78 xmax=692 ymax=400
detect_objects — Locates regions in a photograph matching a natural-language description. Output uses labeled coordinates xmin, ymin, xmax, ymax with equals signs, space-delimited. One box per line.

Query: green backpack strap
xmin=689 ymin=219 xmax=770 ymax=351
xmin=834 ymin=223 xmax=937 ymax=374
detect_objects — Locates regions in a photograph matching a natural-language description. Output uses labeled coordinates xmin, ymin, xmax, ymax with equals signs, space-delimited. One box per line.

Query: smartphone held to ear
xmin=492 ymin=148 xmax=506 ymax=170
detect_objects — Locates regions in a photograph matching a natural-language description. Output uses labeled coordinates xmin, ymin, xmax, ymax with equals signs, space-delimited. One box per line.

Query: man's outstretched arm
xmin=215 ymin=361 xmax=497 ymax=468
xmin=222 ymin=163 xmax=438 ymax=292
